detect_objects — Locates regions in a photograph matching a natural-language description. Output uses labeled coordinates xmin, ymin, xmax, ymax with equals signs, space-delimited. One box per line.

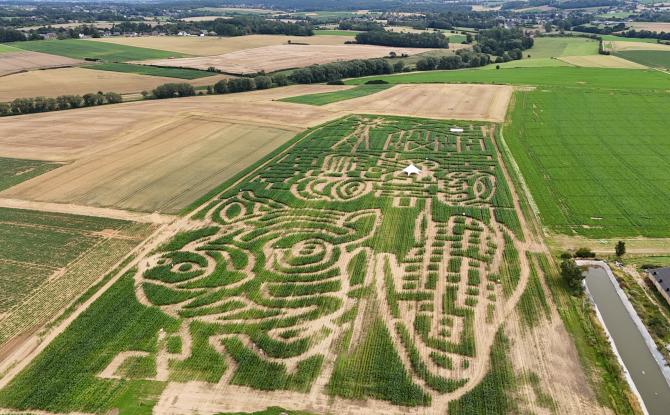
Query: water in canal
xmin=584 ymin=265 xmax=670 ymax=415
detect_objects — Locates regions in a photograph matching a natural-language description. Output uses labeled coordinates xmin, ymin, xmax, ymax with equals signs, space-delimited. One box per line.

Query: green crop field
xmin=8 ymin=39 xmax=185 ymax=62
xmin=0 ymin=115 xmax=532 ymax=414
xmin=614 ymin=50 xmax=670 ymax=70
xmin=313 ymin=29 xmax=361 ymax=36
xmin=525 ymin=37 xmax=599 ymax=59
xmin=84 ymin=62 xmax=216 ymax=79
xmin=0 ymin=43 xmax=20 ymax=54
xmin=0 ymin=157 xmax=61 ymax=192
xmin=345 ymin=66 xmax=670 ymax=90
xmin=279 ymin=84 xmax=392 ymax=105
xmin=505 ymin=87 xmax=670 ymax=237
xmin=0 ymin=207 xmax=134 ymax=314
xmin=600 ymin=34 xmax=662 ymax=43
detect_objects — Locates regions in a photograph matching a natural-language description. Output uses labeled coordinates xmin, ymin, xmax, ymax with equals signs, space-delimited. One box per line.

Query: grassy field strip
xmin=614 ymin=50 xmax=670 ymax=70
xmin=279 ymin=84 xmax=391 ymax=106
xmin=314 ymin=29 xmax=361 ymax=36
xmin=345 ymin=67 xmax=670 ymax=90
xmin=84 ymin=62 xmax=216 ymax=79
xmin=526 ymin=37 xmax=599 ymax=59
xmin=6 ymin=39 xmax=186 ymax=62
xmin=0 ymin=158 xmax=62 ymax=192
xmin=0 ymin=44 xmax=21 ymax=54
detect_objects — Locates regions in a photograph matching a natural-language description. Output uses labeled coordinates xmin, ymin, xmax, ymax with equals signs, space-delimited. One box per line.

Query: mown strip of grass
xmin=279 ymin=84 xmax=391 ymax=106
xmin=345 ymin=66 xmax=670 ymax=90
xmin=84 ymin=62 xmax=216 ymax=79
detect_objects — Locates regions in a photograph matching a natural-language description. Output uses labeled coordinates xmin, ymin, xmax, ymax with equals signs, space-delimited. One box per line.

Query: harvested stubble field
xmin=0 ymin=67 xmax=221 ymax=102
xmin=92 ymin=34 xmax=353 ymax=56
xmin=136 ymin=44 xmax=435 ymax=75
xmin=2 ymin=117 xmax=296 ymax=213
xmin=0 ymin=207 xmax=154 ymax=360
xmin=0 ymin=51 xmax=82 ymax=76
xmin=557 ymin=54 xmax=647 ymax=68
xmin=604 ymin=40 xmax=670 ymax=53
xmin=0 ymin=85 xmax=343 ymax=161
xmin=0 ymin=115 xmax=609 ymax=415
xmin=322 ymin=84 xmax=513 ymax=122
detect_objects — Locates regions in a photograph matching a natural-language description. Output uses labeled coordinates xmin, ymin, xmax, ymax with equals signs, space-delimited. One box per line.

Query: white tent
xmin=402 ymin=164 xmax=421 ymax=176
xmin=450 ymin=127 xmax=464 ymax=133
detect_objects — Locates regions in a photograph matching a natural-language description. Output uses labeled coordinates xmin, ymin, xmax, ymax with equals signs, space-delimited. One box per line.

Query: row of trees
xmin=289 ymin=59 xmax=394 ymax=83
xmin=354 ymin=30 xmax=449 ymax=48
xmin=617 ymin=29 xmax=670 ymax=41
xmin=0 ymin=92 xmax=122 ymax=116
xmin=415 ymin=50 xmax=491 ymax=70
xmin=150 ymin=74 xmax=290 ymax=100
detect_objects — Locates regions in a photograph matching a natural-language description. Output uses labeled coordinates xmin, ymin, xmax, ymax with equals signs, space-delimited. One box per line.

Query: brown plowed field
xmin=0 ymin=51 xmax=83 ymax=76
xmin=135 ymin=44 xmax=434 ymax=74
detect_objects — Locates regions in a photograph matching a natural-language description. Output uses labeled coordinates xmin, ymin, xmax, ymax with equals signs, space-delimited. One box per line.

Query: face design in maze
xmin=136 ymin=191 xmax=380 ymax=366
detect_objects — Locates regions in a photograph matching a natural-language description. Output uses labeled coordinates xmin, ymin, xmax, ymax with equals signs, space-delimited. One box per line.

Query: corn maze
xmin=102 ymin=115 xmax=529 ymax=413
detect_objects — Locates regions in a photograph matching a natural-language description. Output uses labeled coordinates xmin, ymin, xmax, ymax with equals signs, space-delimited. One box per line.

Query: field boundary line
xmin=0 ymin=198 xmax=175 ymax=224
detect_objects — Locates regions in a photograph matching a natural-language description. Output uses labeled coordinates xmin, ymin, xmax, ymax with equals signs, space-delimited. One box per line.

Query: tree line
xmin=354 ymin=30 xmax=449 ymax=48
xmin=150 ymin=74 xmax=289 ymax=100
xmin=415 ymin=49 xmax=491 ymax=70
xmin=0 ymin=92 xmax=122 ymax=116
xmin=288 ymin=59 xmax=395 ymax=83
xmin=476 ymin=27 xmax=534 ymax=58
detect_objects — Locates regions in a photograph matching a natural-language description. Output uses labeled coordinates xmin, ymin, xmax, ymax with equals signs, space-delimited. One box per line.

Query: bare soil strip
xmin=0 ymin=198 xmax=175 ymax=224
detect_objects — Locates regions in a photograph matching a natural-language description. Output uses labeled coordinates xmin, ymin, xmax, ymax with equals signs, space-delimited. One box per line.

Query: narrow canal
xmin=584 ymin=264 xmax=670 ymax=415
